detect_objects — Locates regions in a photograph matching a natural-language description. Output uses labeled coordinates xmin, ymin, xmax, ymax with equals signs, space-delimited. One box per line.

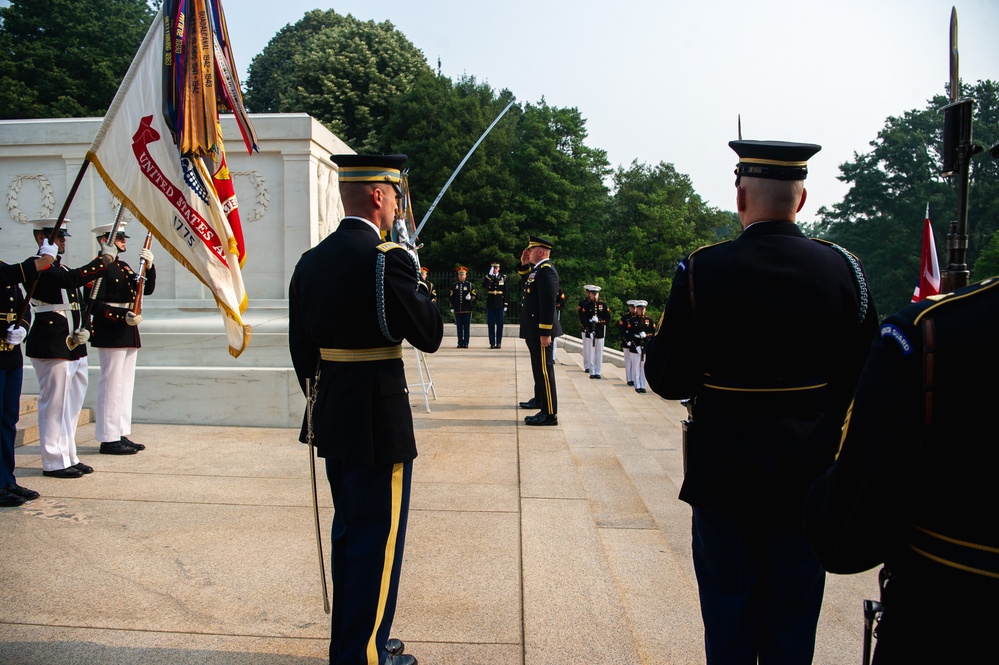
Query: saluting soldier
xmin=0 ymin=234 xmax=58 ymax=507
xmin=85 ymin=221 xmax=156 ymax=455
xmin=577 ymin=285 xmax=610 ymax=378
xmin=805 ymin=276 xmax=999 ymax=663
xmin=619 ymin=300 xmax=638 ymax=385
xmin=482 ymin=261 xmax=509 ymax=349
xmin=289 ymin=154 xmax=442 ymax=665
xmin=25 ymin=219 xmax=111 ymax=479
xmin=517 ymin=235 xmax=562 ymax=426
xmin=645 ymin=140 xmax=879 ymax=664
xmin=625 ymin=300 xmax=656 ymax=393
xmin=448 ymin=266 xmax=476 ymax=348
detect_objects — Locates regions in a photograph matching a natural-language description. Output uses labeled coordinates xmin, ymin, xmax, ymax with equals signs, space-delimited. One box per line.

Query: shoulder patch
xmin=880 ymin=323 xmax=913 ymax=355
xmin=376 ymin=241 xmax=404 ymax=253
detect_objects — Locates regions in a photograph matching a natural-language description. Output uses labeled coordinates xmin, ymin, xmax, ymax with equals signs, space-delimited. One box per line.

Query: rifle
xmin=130 ymin=232 xmax=154 ymax=317
xmin=939 ymin=7 xmax=984 ymax=292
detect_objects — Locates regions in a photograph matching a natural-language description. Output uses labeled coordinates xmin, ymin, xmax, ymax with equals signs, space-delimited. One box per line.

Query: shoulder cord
xmin=375 ymin=247 xmax=422 ymax=344
xmin=824 ymin=242 xmax=870 ymax=326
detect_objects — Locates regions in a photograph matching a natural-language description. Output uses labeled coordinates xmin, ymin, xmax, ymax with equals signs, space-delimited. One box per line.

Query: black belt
xmin=701 ymin=374 xmax=828 ymax=393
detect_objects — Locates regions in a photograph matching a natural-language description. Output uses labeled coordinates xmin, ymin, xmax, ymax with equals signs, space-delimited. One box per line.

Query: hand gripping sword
xmin=306 ymin=376 xmax=331 ymax=614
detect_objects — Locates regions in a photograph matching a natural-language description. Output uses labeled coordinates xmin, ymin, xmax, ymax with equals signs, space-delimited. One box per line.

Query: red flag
xmin=911 ymin=206 xmax=941 ymax=302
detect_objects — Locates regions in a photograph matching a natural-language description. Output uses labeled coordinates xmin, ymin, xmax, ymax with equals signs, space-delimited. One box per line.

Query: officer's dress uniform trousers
xmin=0 ymin=365 xmax=23 ymax=487
xmin=326 ymin=457 xmax=412 ymax=665
xmin=486 ymin=307 xmax=504 ymax=346
xmin=455 ymin=312 xmax=471 ymax=347
xmin=96 ymin=346 xmax=138 ymax=443
xmin=30 ymin=356 xmax=88 ymax=471
xmin=527 ymin=339 xmax=558 ymax=415
xmin=625 ymin=348 xmax=649 ymax=390
xmin=581 ymin=333 xmax=604 ymax=375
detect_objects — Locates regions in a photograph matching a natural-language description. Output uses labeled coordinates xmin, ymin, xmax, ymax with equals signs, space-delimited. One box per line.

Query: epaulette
xmin=811 ymin=238 xmax=870 ymax=326
xmin=376 ymin=241 xmax=404 ymax=253
xmin=912 ymin=275 xmax=999 ymax=325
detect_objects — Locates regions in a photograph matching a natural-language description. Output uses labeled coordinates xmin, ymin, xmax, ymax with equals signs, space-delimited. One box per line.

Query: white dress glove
xmin=38 ymin=239 xmax=58 ymax=258
xmin=126 ymin=312 xmax=143 ymax=326
xmin=590 ymin=316 xmax=598 ymax=323
xmin=100 ymin=241 xmax=117 ymax=264
xmin=5 ymin=326 xmax=27 ymax=346
xmin=639 ymin=331 xmax=647 ymax=338
xmin=139 ymin=247 xmax=154 ymax=268
xmin=465 ymin=293 xmax=471 ymax=300
xmin=72 ymin=328 xmax=90 ymax=345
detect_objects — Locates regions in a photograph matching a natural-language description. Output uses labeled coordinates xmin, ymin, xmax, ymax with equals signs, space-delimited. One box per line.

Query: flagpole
xmin=15 ymin=160 xmax=91 ymax=328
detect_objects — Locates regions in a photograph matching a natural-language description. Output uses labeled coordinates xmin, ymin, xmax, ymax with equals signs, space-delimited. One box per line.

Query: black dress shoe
xmin=73 ymin=463 xmax=94 ymax=474
xmin=627 ymin=381 xmax=634 ymax=386
xmin=121 ymin=436 xmax=145 ymax=451
xmin=386 ymin=638 xmax=405 ymax=655
xmin=386 ymin=654 xmax=417 ymax=665
xmin=0 ymin=488 xmax=27 ymax=507
xmin=5 ymin=483 xmax=40 ymax=500
xmin=525 ymin=412 xmax=558 ymax=426
xmin=42 ymin=467 xmax=84 ymax=478
xmin=519 ymin=399 xmax=539 ymax=409
xmin=100 ymin=440 xmax=138 ymax=455
xmin=590 ymin=374 xmax=601 ymax=379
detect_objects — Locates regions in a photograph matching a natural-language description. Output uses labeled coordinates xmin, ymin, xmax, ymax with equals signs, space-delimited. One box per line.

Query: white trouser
xmin=635 ymin=353 xmax=648 ymax=390
xmin=625 ymin=350 xmax=640 ymax=385
xmin=96 ymin=347 xmax=137 ymax=443
xmin=582 ymin=335 xmax=604 ymax=373
xmin=30 ymin=356 xmax=88 ymax=471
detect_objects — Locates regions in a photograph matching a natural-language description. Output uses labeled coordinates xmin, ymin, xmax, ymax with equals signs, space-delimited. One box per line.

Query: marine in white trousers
xmin=581 ymin=335 xmax=605 ymax=375
xmin=96 ymin=347 xmax=137 ymax=443
xmin=625 ymin=350 xmax=643 ymax=389
xmin=30 ymin=356 xmax=88 ymax=471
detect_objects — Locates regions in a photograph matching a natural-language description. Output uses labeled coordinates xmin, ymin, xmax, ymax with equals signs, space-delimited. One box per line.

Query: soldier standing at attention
xmin=448 ymin=266 xmax=475 ymax=348
xmin=86 ymin=222 xmax=156 ymax=455
xmin=482 ymin=261 xmax=509 ymax=349
xmin=805 ymin=276 xmax=999 ymax=663
xmin=26 ymin=219 xmax=112 ymax=478
xmin=517 ymin=235 xmax=561 ymax=426
xmin=419 ymin=266 xmax=436 ymax=303
xmin=289 ymin=154 xmax=442 ymax=665
xmin=645 ymin=140 xmax=879 ymax=664
xmin=619 ymin=300 xmax=638 ymax=386
xmin=0 ymin=235 xmax=58 ymax=506
xmin=625 ymin=300 xmax=656 ymax=393
xmin=577 ymin=285 xmax=610 ymax=378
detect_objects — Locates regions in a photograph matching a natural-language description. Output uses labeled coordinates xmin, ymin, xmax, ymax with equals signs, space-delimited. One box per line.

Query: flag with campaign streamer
xmin=911 ymin=205 xmax=941 ymax=303
xmin=85 ymin=2 xmax=257 ymax=357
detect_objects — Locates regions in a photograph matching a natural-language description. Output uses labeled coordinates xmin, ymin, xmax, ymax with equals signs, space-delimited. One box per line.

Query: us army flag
xmin=85 ymin=7 xmax=251 ymax=357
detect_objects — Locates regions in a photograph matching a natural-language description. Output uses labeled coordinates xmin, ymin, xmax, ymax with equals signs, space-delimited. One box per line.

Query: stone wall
xmin=0 ymin=114 xmax=350 ymax=427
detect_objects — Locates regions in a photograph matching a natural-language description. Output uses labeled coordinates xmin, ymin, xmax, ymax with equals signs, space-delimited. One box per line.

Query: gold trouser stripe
xmin=320 ymin=346 xmax=402 ymax=362
xmin=541 ymin=344 xmax=553 ymax=413
xmin=366 ymin=463 xmax=405 ymax=664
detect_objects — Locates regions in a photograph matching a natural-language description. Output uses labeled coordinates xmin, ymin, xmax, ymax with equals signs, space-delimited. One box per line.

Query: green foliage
xmin=0 ymin=0 xmax=156 ymax=118
xmin=243 ymin=9 xmax=432 ymax=152
xmin=812 ymin=80 xmax=999 ymax=315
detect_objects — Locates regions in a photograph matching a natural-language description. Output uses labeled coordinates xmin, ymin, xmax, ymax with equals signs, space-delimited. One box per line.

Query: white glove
xmin=126 ymin=312 xmax=142 ymax=326
xmin=639 ymin=331 xmax=647 ymax=338
xmin=504 ymin=307 xmax=507 ymax=312
xmin=139 ymin=247 xmax=154 ymax=268
xmin=5 ymin=326 xmax=27 ymax=346
xmin=72 ymin=328 xmax=90 ymax=345
xmin=450 ymin=309 xmax=455 ymax=313
xmin=590 ymin=316 xmax=598 ymax=323
xmin=38 ymin=239 xmax=58 ymax=258
xmin=100 ymin=241 xmax=117 ymax=263
xmin=465 ymin=293 xmax=471 ymax=300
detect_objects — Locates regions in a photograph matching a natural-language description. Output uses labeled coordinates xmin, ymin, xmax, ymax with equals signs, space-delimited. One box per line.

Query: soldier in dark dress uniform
xmin=448 ymin=266 xmax=475 ymax=348
xmin=289 ymin=154 xmax=443 ymax=665
xmin=419 ymin=265 xmax=436 ymax=303
xmin=645 ymin=140 xmax=879 ymax=664
xmin=619 ymin=300 xmax=638 ymax=385
xmin=805 ymin=276 xmax=999 ymax=664
xmin=577 ymin=285 xmax=610 ymax=378
xmin=85 ymin=222 xmax=156 ymax=455
xmin=0 ymin=236 xmax=57 ymax=507
xmin=517 ymin=235 xmax=562 ymax=426
xmin=25 ymin=219 xmax=110 ymax=479
xmin=482 ymin=261 xmax=509 ymax=349
xmin=624 ymin=300 xmax=656 ymax=393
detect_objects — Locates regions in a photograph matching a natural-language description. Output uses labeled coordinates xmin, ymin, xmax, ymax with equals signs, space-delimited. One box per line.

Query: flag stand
xmin=409 ymin=346 xmax=436 ymax=413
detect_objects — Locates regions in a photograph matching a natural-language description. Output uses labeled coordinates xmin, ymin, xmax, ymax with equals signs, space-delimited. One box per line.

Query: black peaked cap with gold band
xmin=331 ymin=154 xmax=407 ymax=186
xmin=527 ymin=235 xmax=554 ymax=251
xmin=729 ymin=140 xmax=821 ymax=181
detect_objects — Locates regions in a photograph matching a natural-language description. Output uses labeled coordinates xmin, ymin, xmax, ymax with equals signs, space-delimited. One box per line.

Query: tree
xmin=243 ymin=9 xmax=432 ymax=152
xmin=0 ymin=0 xmax=156 ymax=119
xmin=809 ymin=80 xmax=999 ymax=314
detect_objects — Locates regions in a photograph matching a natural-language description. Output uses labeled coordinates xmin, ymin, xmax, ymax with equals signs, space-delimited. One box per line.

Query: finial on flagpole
xmin=738 ymin=114 xmax=743 ymax=140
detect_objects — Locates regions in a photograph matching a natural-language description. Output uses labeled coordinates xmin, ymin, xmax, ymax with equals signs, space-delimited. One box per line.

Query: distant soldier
xmin=619 ymin=300 xmax=638 ymax=385
xmin=419 ymin=266 xmax=436 ymax=303
xmin=448 ymin=266 xmax=476 ymax=348
xmin=625 ymin=300 xmax=656 ymax=393
xmin=25 ymin=219 xmax=111 ymax=479
xmin=482 ymin=261 xmax=509 ymax=349
xmin=577 ymin=285 xmax=610 ymax=378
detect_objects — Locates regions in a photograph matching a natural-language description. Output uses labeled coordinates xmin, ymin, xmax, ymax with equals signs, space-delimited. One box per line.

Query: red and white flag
xmin=911 ymin=205 xmax=941 ymax=303
xmin=84 ymin=6 xmax=253 ymax=357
